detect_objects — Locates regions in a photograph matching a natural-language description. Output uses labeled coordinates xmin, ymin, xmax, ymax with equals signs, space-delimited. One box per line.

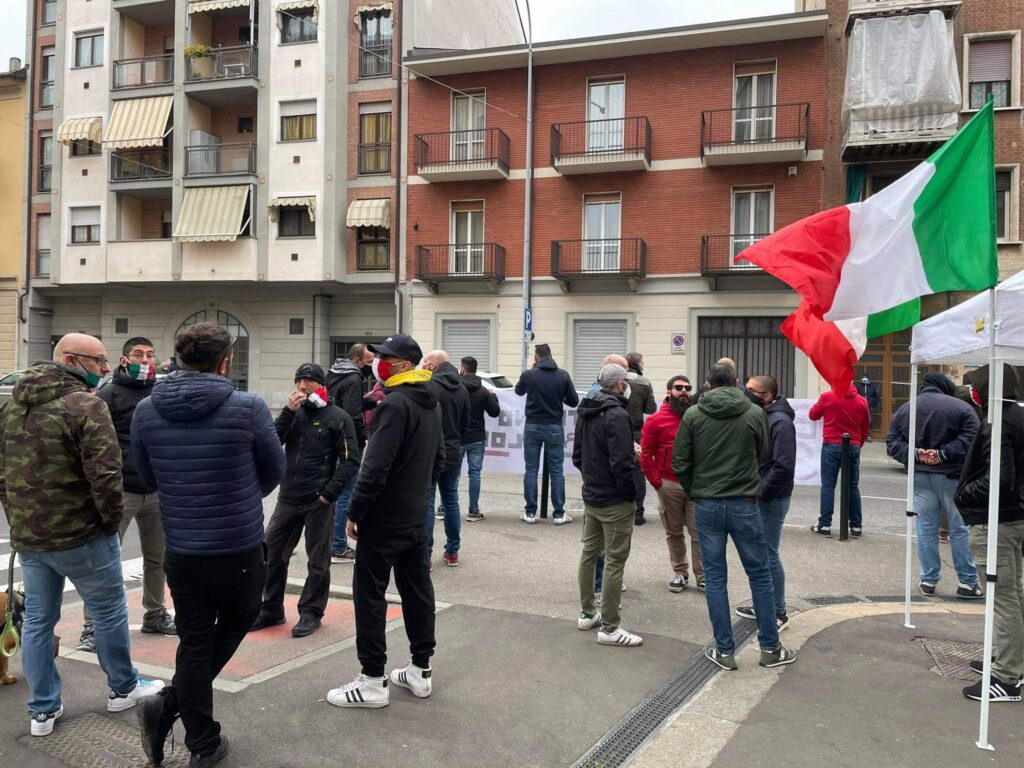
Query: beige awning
xmin=268 ymin=196 xmax=315 ymax=223
xmin=104 ymin=96 xmax=173 ymax=150
xmin=174 ymin=186 xmax=251 ymax=242
xmin=353 ymin=2 xmax=392 ymax=27
xmin=279 ymin=0 xmax=319 ymax=22
xmin=188 ymin=0 xmax=250 ymax=13
xmin=56 ymin=117 xmax=102 ymax=146
xmin=346 ymin=199 xmax=390 ymax=229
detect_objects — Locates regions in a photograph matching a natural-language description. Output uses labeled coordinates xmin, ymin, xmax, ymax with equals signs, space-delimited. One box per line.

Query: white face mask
xmin=622 ymin=384 xmax=632 ymax=401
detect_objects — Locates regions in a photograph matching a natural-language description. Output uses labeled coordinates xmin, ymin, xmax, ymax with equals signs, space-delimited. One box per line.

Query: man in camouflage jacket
xmin=0 ymin=333 xmax=162 ymax=736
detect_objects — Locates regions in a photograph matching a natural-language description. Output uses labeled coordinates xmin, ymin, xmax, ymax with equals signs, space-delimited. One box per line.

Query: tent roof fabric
xmin=346 ymin=199 xmax=390 ymax=229
xmin=354 ymin=2 xmax=392 ymax=27
xmin=188 ymin=0 xmax=250 ymax=13
xmin=174 ymin=186 xmax=250 ymax=242
xmin=56 ymin=117 xmax=102 ymax=145
xmin=268 ymin=196 xmax=315 ymax=223
xmin=279 ymin=0 xmax=318 ymax=16
xmin=104 ymin=96 xmax=173 ymax=150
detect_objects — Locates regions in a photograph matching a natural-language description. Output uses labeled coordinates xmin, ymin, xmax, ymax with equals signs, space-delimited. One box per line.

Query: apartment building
xmin=822 ymin=0 xmax=1024 ymax=435
xmin=21 ymin=0 xmax=520 ymax=404
xmin=0 ymin=59 xmax=27 ymax=375
xmin=403 ymin=9 xmax=829 ymax=397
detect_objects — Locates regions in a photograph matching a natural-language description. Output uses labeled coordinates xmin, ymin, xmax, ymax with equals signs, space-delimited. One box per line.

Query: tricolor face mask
xmin=127 ymin=363 xmax=154 ymax=381
xmin=303 ymin=385 xmax=329 ymax=409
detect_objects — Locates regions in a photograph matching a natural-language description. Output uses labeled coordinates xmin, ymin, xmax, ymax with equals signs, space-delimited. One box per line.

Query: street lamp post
xmin=517 ymin=0 xmax=534 ymax=372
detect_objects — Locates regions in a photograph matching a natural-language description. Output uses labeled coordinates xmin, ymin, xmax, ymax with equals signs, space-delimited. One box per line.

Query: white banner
xmin=482 ymin=391 xmax=822 ymax=486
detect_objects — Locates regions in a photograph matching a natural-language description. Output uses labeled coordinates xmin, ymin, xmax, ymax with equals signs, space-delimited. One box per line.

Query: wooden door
xmin=855 ymin=330 xmax=939 ymax=438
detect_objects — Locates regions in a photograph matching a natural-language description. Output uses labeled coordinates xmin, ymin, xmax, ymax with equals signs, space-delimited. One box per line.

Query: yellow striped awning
xmin=268 ymin=196 xmax=315 ymax=223
xmin=174 ymin=186 xmax=251 ymax=242
xmin=346 ymin=198 xmax=390 ymax=229
xmin=188 ymin=0 xmax=250 ymax=13
xmin=354 ymin=2 xmax=392 ymax=27
xmin=56 ymin=117 xmax=102 ymax=146
xmin=279 ymin=0 xmax=319 ymax=21
xmin=104 ymin=96 xmax=174 ymax=150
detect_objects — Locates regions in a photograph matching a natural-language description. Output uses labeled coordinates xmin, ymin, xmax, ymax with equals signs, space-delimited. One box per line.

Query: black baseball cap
xmin=368 ymin=334 xmax=423 ymax=365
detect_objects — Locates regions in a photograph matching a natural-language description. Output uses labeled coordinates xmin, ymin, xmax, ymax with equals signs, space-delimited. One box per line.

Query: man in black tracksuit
xmin=328 ymin=334 xmax=445 ymax=709
xmin=625 ymin=353 xmax=657 ymax=525
xmin=250 ymin=363 xmax=361 ymax=638
xmin=460 ymin=356 xmax=500 ymax=521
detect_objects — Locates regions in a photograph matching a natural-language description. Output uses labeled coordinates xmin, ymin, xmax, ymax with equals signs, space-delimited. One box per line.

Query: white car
xmin=0 ymin=370 xmax=25 ymax=407
xmin=477 ymin=372 xmax=513 ymax=391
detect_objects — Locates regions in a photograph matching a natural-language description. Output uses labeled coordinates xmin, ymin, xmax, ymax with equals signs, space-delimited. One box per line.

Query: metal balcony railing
xmin=416 ymin=243 xmax=506 ymax=282
xmin=40 ymin=81 xmax=54 ymax=108
xmin=360 ymin=43 xmax=391 ymax=78
xmin=35 ymin=250 xmax=51 ymax=277
xmin=186 ymin=45 xmax=257 ymax=81
xmin=358 ymin=142 xmax=392 ymax=175
xmin=551 ymin=238 xmax=646 ymax=278
xmin=185 ymin=142 xmax=256 ymax=176
xmin=550 ymin=117 xmax=651 ymax=163
xmin=110 ymin=148 xmax=172 ymax=181
xmin=113 ymin=54 xmax=173 ymax=89
xmin=700 ymin=103 xmax=810 ymax=157
xmin=414 ymin=128 xmax=510 ymax=173
xmin=700 ymin=234 xmax=771 ymax=276
xmin=38 ymin=166 xmax=52 ymax=192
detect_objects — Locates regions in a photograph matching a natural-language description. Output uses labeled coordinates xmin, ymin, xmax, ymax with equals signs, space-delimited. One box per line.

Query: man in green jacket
xmin=672 ymin=363 xmax=796 ymax=672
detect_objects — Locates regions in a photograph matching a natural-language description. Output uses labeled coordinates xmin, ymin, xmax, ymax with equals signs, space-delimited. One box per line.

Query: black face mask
xmin=360 ymin=364 xmax=373 ymax=377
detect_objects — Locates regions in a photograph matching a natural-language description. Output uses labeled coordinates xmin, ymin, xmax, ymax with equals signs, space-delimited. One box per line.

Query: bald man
xmin=587 ymin=354 xmax=629 ymax=398
xmin=0 ymin=334 xmax=163 ymax=736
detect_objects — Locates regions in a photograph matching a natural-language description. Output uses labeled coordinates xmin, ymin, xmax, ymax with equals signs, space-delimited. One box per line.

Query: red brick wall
xmin=141 ymin=199 xmax=171 ymax=240
xmin=347 ymin=0 xmax=401 ymax=85
xmin=144 ymin=25 xmax=175 ymax=57
xmin=347 ymin=188 xmax=395 ymax=273
xmin=210 ymin=105 xmax=257 ymax=144
xmin=211 ymin=13 xmax=251 ymax=48
xmin=347 ymin=89 xmax=395 ymax=180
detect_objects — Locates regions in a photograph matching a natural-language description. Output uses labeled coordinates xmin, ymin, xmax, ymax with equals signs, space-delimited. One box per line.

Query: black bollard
xmin=839 ymin=432 xmax=851 ymax=542
xmin=540 ymin=449 xmax=550 ymax=519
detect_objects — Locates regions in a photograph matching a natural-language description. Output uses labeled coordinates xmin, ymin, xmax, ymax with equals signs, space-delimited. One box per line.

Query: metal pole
xmin=540 ymin=447 xmax=549 ymax=519
xmin=839 ymin=433 xmax=851 ymax=541
xmin=904 ymin=363 xmax=919 ymax=629
xmin=518 ymin=0 xmax=534 ymax=372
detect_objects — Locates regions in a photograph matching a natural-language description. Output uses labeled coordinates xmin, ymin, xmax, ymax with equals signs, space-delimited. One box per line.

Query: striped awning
xmin=279 ymin=0 xmax=319 ymax=21
xmin=354 ymin=2 xmax=392 ymax=26
xmin=56 ymin=117 xmax=102 ymax=146
xmin=346 ymin=198 xmax=390 ymax=229
xmin=268 ymin=196 xmax=315 ymax=223
xmin=188 ymin=0 xmax=250 ymax=13
xmin=104 ymin=96 xmax=173 ymax=150
xmin=174 ymin=186 xmax=251 ymax=242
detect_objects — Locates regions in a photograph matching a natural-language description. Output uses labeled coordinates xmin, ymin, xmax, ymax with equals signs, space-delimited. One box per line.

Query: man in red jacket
xmin=640 ymin=375 xmax=704 ymax=592
xmin=809 ymin=382 xmax=871 ymax=538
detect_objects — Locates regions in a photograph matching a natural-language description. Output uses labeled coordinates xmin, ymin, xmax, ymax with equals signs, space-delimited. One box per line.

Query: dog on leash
xmin=1 ymin=589 xmax=60 ymax=685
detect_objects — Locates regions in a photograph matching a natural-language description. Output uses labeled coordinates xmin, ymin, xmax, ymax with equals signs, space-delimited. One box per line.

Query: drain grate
xmin=917 ymin=637 xmax=985 ymax=682
xmin=865 ymin=594 xmax=929 ymax=603
xmin=571 ymin=619 xmax=757 ymax=768
xmin=804 ymin=595 xmax=863 ymax=606
xmin=19 ymin=711 xmax=190 ymax=767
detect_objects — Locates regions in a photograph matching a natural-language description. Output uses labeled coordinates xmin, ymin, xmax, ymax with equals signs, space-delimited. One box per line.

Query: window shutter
xmin=37 ymin=214 xmax=51 ymax=250
xmin=69 ymin=206 xmax=100 ymax=226
xmin=572 ymin=319 xmax=628 ymax=387
xmin=441 ymin=319 xmax=492 ymax=371
xmin=359 ymin=101 xmax=391 ymax=115
xmin=281 ymin=99 xmax=316 ymax=117
xmin=969 ymin=39 xmax=1012 ymax=82
xmin=996 ymin=170 xmax=1013 ymax=192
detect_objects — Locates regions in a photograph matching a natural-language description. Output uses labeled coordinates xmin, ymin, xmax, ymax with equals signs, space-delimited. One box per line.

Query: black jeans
xmin=632 ymin=429 xmax=647 ymax=517
xmin=162 ymin=545 xmax=266 ymax=755
xmin=353 ymin=523 xmax=436 ymax=677
xmin=261 ymin=498 xmax=333 ymax=619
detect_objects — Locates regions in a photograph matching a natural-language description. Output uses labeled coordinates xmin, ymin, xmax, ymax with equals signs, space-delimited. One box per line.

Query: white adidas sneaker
xmin=390 ymin=662 xmax=432 ymax=698
xmin=578 ymin=612 xmax=602 ymax=630
xmin=30 ymin=706 xmax=63 ymax=737
xmin=597 ymin=627 xmax=644 ymax=647
xmin=327 ymin=674 xmax=389 ymax=708
xmin=107 ymin=678 xmax=165 ymax=712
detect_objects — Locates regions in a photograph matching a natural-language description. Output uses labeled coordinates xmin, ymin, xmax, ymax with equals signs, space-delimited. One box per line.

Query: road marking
xmin=862 ymin=495 xmax=906 ymax=502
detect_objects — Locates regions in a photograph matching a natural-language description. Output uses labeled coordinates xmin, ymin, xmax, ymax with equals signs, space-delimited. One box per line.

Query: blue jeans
xmin=332 ymin=474 xmax=357 ymax=554
xmin=19 ymin=534 xmax=139 ymax=715
xmin=818 ymin=443 xmax=862 ymax=528
xmin=523 ymin=423 xmax=566 ymax=516
xmin=914 ymin=472 xmax=977 ymax=585
xmin=694 ymin=498 xmax=779 ymax=654
xmin=427 ymin=464 xmax=462 ymax=556
xmin=759 ymin=497 xmax=790 ymax=617
xmin=461 ymin=441 xmax=485 ymax=513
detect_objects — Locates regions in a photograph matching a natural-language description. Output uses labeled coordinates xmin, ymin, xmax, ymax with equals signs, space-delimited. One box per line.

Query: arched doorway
xmin=175 ymin=310 xmax=250 ymax=391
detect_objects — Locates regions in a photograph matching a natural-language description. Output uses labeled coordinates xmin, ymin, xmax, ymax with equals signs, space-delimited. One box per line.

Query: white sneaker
xmin=30 ymin=706 xmax=63 ymax=737
xmin=107 ymin=678 xmax=165 ymax=712
xmin=390 ymin=662 xmax=432 ymax=698
xmin=327 ymin=674 xmax=389 ymax=708
xmin=521 ymin=512 xmax=537 ymax=525
xmin=597 ymin=627 xmax=643 ymax=647
xmin=553 ymin=514 xmax=573 ymax=526
xmin=578 ymin=611 xmax=602 ymax=630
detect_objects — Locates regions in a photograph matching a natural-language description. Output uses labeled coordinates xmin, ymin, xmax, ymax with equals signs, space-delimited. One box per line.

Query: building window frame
xmin=42 ymin=0 xmax=57 ymax=26
xmin=996 ymin=165 xmax=1020 ymax=244
xmin=35 ymin=213 xmax=51 ymax=277
xmin=730 ymin=185 xmax=775 ymax=262
xmin=732 ymin=60 xmax=777 ymax=141
xmin=359 ymin=10 xmax=392 ymax=78
xmin=280 ymin=8 xmax=317 ymax=44
xmin=963 ymin=31 xmax=1022 ymax=112
xmin=581 ymin=192 xmax=622 ymax=272
xmin=276 ymin=205 xmax=316 ymax=238
xmin=38 ymin=132 xmax=52 ymax=192
xmin=357 ymin=226 xmax=390 ymax=271
xmin=288 ymin=318 xmax=305 ymax=336
xmin=68 ymin=205 xmax=102 ymax=245
xmin=358 ymin=103 xmax=392 ymax=175
xmin=73 ymin=30 xmax=105 ymax=69
xmin=40 ymin=46 xmax=55 ymax=108
xmin=70 ymin=139 xmax=102 ymax=157
xmin=279 ymin=98 xmax=317 ymax=142
xmin=238 ymin=116 xmax=254 ymax=134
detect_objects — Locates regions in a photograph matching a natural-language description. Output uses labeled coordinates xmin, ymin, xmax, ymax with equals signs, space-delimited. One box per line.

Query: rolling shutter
xmin=572 ymin=319 xmax=627 ymax=387
xmin=441 ymin=319 xmax=491 ymax=372
xmin=969 ymin=39 xmax=1012 ymax=82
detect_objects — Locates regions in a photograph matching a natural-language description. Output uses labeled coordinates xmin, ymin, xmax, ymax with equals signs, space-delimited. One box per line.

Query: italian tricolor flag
xmin=740 ymin=100 xmax=999 ymax=390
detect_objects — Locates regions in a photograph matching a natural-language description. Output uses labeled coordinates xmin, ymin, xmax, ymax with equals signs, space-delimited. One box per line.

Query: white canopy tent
xmin=908 ymin=268 xmax=1024 ymax=750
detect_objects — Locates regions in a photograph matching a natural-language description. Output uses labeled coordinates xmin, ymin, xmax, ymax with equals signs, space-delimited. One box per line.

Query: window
xmin=74 ymin=31 xmax=105 ymax=68
xmin=36 ymin=213 xmax=51 ymax=276
xmin=281 ymin=9 xmax=316 ymax=44
xmin=359 ymin=103 xmax=391 ymax=174
xmin=967 ymin=36 xmax=1014 ymax=109
xmin=451 ymin=201 xmax=484 ymax=274
xmin=239 ymin=26 xmax=251 ymax=44
xmin=164 ymin=36 xmax=175 ymax=54
xmin=161 ymin=210 xmax=172 ymax=239
xmin=698 ymin=316 xmax=794 ymax=397
xmin=441 ymin=319 xmax=492 ymax=371
xmin=357 ymin=226 xmax=389 ymax=270
xmin=114 ymin=318 xmax=129 ymax=335
xmin=40 ymin=47 xmax=54 ymax=108
xmin=587 ymin=79 xmax=625 ymax=152
xmin=69 ymin=206 xmax=101 ymax=244
xmin=734 ymin=61 xmax=776 ymax=141
xmin=731 ymin=187 xmax=773 ymax=259
xmin=451 ymin=92 xmax=485 ymax=161
xmin=996 ymin=168 xmax=1018 ymax=242
xmin=70 ymin=139 xmax=101 ymax=157
xmin=238 ymin=116 xmax=254 ymax=134
xmin=359 ymin=10 xmax=392 ymax=77
xmin=280 ymin=99 xmax=316 ymax=141
xmin=38 ymin=133 xmax=52 ymax=192
xmin=277 ymin=206 xmax=315 ymax=237
xmin=572 ymin=318 xmax=628 ymax=386
xmin=289 ymin=318 xmax=305 ymax=335
xmin=583 ymin=194 xmax=621 ymax=272
xmin=42 ymin=0 xmax=56 ymax=26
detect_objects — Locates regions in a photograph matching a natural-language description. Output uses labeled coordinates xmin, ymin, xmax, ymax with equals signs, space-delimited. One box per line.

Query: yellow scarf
xmin=386 ymin=369 xmax=432 ymax=387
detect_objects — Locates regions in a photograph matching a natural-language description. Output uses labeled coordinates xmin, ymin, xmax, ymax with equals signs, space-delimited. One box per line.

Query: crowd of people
xmin=1 ymin=325 xmax=1021 ymax=767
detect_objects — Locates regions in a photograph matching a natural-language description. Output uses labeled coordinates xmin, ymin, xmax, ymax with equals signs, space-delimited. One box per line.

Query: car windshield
xmin=0 ymin=371 xmax=22 ymax=386
xmin=487 ymin=375 xmax=513 ymax=388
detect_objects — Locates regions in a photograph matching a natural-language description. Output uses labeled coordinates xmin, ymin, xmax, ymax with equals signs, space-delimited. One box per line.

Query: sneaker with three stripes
xmin=390 ymin=662 xmax=432 ymax=698
xmin=963 ymin=678 xmax=1022 ymax=702
xmin=327 ymin=674 xmax=389 ymax=708
xmin=597 ymin=627 xmax=643 ymax=647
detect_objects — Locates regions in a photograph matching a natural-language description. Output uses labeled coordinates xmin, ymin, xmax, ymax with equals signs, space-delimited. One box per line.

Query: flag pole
xmin=904 ymin=362 xmax=918 ymax=628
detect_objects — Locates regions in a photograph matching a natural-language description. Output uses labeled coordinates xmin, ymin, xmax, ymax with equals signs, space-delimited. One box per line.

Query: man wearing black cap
xmin=250 ymin=363 xmax=362 ymax=638
xmin=328 ymin=334 xmax=445 ymax=709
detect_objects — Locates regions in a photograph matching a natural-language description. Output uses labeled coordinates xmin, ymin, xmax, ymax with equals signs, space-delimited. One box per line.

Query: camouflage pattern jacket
xmin=0 ymin=362 xmax=124 ymax=552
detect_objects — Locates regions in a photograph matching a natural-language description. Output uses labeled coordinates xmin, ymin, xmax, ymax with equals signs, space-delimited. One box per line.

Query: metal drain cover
xmin=917 ymin=637 xmax=986 ymax=682
xmin=19 ymin=711 xmax=189 ymax=767
xmin=804 ymin=595 xmax=862 ymax=606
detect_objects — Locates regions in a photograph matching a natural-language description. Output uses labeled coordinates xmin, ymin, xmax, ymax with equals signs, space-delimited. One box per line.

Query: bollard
xmin=540 ymin=449 xmax=550 ymax=519
xmin=839 ymin=432 xmax=851 ymax=542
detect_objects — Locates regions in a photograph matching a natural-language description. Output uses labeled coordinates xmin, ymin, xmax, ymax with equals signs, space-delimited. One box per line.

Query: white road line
xmin=1 ymin=555 xmax=145 ymax=593
xmin=862 ymin=495 xmax=906 ymax=502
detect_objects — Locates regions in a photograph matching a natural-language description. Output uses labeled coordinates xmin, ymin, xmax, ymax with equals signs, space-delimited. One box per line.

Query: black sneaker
xmin=634 ymin=515 xmax=646 ymax=526
xmin=291 ymin=615 xmax=321 ymax=638
xmin=696 ymin=579 xmax=706 ymax=591
xmin=810 ymin=524 xmax=832 ymax=538
xmin=190 ymin=736 xmax=229 ymax=767
xmin=919 ymin=581 xmax=937 ymax=596
xmin=850 ymin=527 xmax=862 ymax=539
xmin=467 ymin=510 xmax=484 ymax=522
xmin=137 ymin=692 xmax=176 ymax=765
xmin=963 ymin=679 xmax=1022 ymax=702
xmin=776 ymin=614 xmax=789 ymax=632
xmin=668 ymin=575 xmax=687 ymax=593
xmin=248 ymin=613 xmax=285 ymax=632
xmin=735 ymin=605 xmax=756 ymax=620
xmin=141 ymin=612 xmax=177 ymax=636
xmin=969 ymin=660 xmax=1024 ymax=686
xmin=956 ymin=582 xmax=984 ymax=599
xmin=75 ymin=626 xmax=96 ymax=653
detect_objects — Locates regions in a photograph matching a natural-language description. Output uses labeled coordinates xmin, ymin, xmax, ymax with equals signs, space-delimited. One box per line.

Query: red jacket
xmin=809 ymin=385 xmax=871 ymax=446
xmin=640 ymin=399 xmax=682 ymax=489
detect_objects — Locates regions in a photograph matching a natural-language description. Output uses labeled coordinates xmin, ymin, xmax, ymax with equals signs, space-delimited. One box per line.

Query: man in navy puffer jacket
xmin=131 ymin=322 xmax=285 ymax=768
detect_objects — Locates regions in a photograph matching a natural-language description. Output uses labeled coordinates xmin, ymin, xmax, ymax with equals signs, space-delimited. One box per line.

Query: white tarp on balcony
xmin=842 ymin=10 xmax=960 ymax=144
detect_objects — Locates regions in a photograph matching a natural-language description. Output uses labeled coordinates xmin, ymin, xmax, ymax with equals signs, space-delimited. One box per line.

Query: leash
xmin=0 ymin=552 xmax=18 ymax=657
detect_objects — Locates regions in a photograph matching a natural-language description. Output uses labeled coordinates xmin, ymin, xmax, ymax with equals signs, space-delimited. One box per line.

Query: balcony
xmin=40 ymin=81 xmax=54 ymax=109
xmin=110 ymin=149 xmax=172 ymax=182
xmin=551 ymin=117 xmax=651 ymax=175
xmin=185 ymin=45 xmax=257 ymax=106
xmin=701 ymin=103 xmax=810 ymax=166
xmin=185 ymin=143 xmax=256 ymax=178
xmin=358 ymin=142 xmax=392 ymax=175
xmin=846 ymin=0 xmax=961 ymax=34
xmin=113 ymin=54 xmax=173 ymax=90
xmin=415 ymin=243 xmax=505 ymax=293
xmin=38 ymin=166 xmax=52 ymax=193
xmin=414 ymin=128 xmax=510 ymax=182
xmin=360 ymin=42 xmax=392 ymax=78
xmin=551 ymin=238 xmax=646 ymax=291
xmin=107 ymin=239 xmax=173 ymax=282
xmin=700 ymin=234 xmax=786 ymax=291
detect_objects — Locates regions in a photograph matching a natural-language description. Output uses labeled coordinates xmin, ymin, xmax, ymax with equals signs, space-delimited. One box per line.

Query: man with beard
xmin=641 ymin=375 xmax=703 ymax=592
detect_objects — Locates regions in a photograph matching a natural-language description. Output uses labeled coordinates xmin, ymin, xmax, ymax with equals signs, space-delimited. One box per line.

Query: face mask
xmin=77 ymin=361 xmax=101 ymax=388
xmin=970 ymin=386 xmax=982 ymax=407
xmin=374 ymin=358 xmax=393 ymax=385
xmin=622 ymin=384 xmax=632 ymax=401
xmin=303 ymin=385 xmax=329 ymax=409
xmin=127 ymin=363 xmax=154 ymax=381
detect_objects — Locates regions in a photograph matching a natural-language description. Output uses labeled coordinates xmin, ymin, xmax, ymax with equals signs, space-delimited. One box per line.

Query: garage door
xmin=441 ymin=319 xmax=492 ymax=371
xmin=573 ymin=318 xmax=628 ymax=388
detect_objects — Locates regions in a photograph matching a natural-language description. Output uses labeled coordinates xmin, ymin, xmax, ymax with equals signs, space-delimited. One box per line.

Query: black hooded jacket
xmin=274 ymin=400 xmax=361 ymax=505
xmin=515 ymin=357 xmax=579 ymax=425
xmin=886 ymin=374 xmax=980 ymax=475
xmin=759 ymin=397 xmax=796 ymax=501
xmin=98 ymin=366 xmax=157 ymax=494
xmin=429 ymin=362 xmax=471 ymax=467
xmin=461 ymin=374 xmax=500 ymax=444
xmin=326 ymin=359 xmax=366 ymax=442
xmin=572 ymin=390 xmax=636 ymax=507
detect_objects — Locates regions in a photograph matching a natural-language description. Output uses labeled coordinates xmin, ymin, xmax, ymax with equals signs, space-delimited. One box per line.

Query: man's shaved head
xmin=423 ymin=349 xmax=450 ymax=367
xmin=53 ymin=332 xmax=106 ymax=362
xmin=602 ymin=354 xmax=628 ymax=370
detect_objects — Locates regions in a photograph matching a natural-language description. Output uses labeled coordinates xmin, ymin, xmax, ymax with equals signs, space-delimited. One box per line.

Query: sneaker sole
xmin=30 ymin=706 xmax=63 ymax=737
xmin=466 ymin=516 xmax=484 ymax=522
xmin=443 ymin=560 xmax=459 ymax=568
xmin=597 ymin=635 xmax=643 ymax=647
xmin=553 ymin=519 xmax=572 ymax=526
xmin=964 ymin=691 xmax=1022 ymax=702
xmin=331 ymin=557 xmax=355 ymax=564
xmin=139 ymin=626 xmax=175 ymax=635
xmin=391 ymin=675 xmax=432 ymax=699
xmin=521 ymin=517 xmax=537 ymax=525
xmin=327 ymin=696 xmax=389 ymax=709
xmin=957 ymin=591 xmax=985 ymax=599
xmin=107 ymin=697 xmax=140 ymax=713
xmin=668 ymin=584 xmax=687 ymax=593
